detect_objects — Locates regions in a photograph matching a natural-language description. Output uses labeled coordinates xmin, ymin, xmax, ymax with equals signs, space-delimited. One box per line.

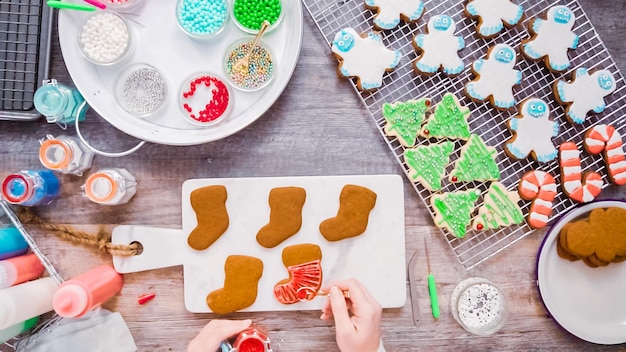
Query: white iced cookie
xmin=365 ymin=0 xmax=425 ymax=30
xmin=465 ymin=0 xmax=524 ymax=38
xmin=413 ymin=15 xmax=465 ymax=76
xmin=521 ymin=5 xmax=579 ymax=72
xmin=505 ymin=98 xmax=559 ymax=163
xmin=465 ymin=43 xmax=522 ymax=110
xmin=331 ymin=28 xmax=402 ymax=91
xmin=554 ymin=67 xmax=617 ymax=125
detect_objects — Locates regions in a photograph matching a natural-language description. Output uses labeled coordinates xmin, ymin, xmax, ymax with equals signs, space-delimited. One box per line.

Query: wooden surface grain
xmin=2 ymin=0 xmax=626 ymax=351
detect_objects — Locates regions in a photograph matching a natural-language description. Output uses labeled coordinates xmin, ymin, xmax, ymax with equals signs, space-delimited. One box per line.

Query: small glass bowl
xmin=223 ymin=38 xmax=275 ymax=92
xmin=101 ymin=0 xmax=145 ymax=13
xmin=176 ymin=0 xmax=229 ymax=40
xmin=114 ymin=63 xmax=168 ymax=118
xmin=179 ymin=72 xmax=233 ymax=126
xmin=78 ymin=11 xmax=132 ymax=66
xmin=450 ymin=277 xmax=508 ymax=336
xmin=231 ymin=0 xmax=284 ymax=34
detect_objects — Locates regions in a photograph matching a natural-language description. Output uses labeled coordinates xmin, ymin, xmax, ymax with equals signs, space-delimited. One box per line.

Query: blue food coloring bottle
xmin=0 ymin=227 xmax=29 ymax=260
xmin=1 ymin=170 xmax=60 ymax=207
xmin=33 ymin=79 xmax=87 ymax=125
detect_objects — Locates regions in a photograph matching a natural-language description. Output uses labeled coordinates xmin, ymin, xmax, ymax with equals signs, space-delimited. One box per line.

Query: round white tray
xmin=58 ymin=1 xmax=303 ymax=146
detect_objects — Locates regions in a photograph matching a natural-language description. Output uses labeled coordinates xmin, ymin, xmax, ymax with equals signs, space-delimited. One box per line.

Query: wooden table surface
xmin=2 ymin=1 xmax=626 ymax=351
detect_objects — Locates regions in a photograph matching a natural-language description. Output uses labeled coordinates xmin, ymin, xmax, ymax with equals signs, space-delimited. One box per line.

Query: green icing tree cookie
xmin=472 ymin=182 xmax=524 ymax=231
xmin=431 ymin=189 xmax=481 ymax=238
xmin=420 ymin=92 xmax=471 ymax=140
xmin=450 ymin=134 xmax=500 ymax=183
xmin=404 ymin=141 xmax=454 ymax=191
xmin=383 ymin=98 xmax=431 ymax=147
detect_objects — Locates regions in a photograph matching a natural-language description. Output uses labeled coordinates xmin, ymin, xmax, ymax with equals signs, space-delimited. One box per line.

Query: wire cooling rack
xmin=0 ymin=0 xmax=52 ymax=121
xmin=302 ymin=0 xmax=626 ymax=269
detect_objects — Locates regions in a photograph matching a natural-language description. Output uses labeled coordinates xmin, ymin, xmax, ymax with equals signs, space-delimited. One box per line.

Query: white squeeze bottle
xmin=0 ymin=277 xmax=58 ymax=330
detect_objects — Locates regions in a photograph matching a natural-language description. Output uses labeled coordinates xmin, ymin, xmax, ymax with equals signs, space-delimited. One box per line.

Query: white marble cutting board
xmin=112 ymin=174 xmax=406 ymax=313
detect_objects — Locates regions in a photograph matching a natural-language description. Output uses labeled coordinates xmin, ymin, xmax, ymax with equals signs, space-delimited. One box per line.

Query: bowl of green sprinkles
xmin=231 ymin=0 xmax=283 ymax=34
xmin=223 ymin=38 xmax=275 ymax=92
xmin=176 ymin=0 xmax=229 ymax=40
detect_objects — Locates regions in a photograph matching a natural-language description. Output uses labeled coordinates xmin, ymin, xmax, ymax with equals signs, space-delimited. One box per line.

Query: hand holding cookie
xmin=187 ymin=319 xmax=252 ymax=352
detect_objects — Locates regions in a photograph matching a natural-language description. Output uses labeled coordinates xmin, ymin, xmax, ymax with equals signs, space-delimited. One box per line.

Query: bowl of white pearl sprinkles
xmin=450 ymin=277 xmax=508 ymax=336
xmin=114 ymin=63 xmax=168 ymax=118
xmin=79 ymin=11 xmax=132 ymax=66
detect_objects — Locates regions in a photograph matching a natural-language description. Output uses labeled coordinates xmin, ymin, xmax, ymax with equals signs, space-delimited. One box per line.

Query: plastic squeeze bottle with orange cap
xmin=52 ymin=265 xmax=124 ymax=318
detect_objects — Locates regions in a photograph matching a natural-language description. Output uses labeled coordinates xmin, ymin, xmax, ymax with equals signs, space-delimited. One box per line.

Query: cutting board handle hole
xmin=130 ymin=241 xmax=144 ymax=255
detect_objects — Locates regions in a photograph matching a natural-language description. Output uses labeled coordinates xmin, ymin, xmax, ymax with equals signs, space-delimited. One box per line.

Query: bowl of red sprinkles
xmin=179 ymin=73 xmax=232 ymax=126
xmin=224 ymin=38 xmax=275 ymax=92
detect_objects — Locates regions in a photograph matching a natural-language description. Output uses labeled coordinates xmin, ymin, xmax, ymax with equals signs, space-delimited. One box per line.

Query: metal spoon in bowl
xmin=233 ymin=20 xmax=271 ymax=72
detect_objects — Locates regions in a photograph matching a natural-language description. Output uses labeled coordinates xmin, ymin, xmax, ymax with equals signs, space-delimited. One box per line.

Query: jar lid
xmin=1 ymin=174 xmax=32 ymax=204
xmin=39 ymin=138 xmax=73 ymax=170
xmin=84 ymin=172 xmax=117 ymax=203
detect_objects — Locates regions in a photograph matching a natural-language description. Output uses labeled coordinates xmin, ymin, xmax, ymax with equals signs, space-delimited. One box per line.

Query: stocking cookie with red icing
xmin=331 ymin=28 xmax=402 ymax=91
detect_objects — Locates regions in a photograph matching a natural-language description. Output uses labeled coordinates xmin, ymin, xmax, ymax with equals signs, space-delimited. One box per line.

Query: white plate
xmin=536 ymin=200 xmax=626 ymax=345
xmin=58 ymin=1 xmax=303 ymax=146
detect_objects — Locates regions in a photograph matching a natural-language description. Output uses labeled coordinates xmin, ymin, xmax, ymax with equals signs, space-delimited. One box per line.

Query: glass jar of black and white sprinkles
xmin=79 ymin=11 xmax=132 ymax=65
xmin=176 ymin=0 xmax=229 ymax=40
xmin=179 ymin=72 xmax=232 ymax=126
xmin=224 ymin=38 xmax=275 ymax=92
xmin=115 ymin=63 xmax=168 ymax=117
xmin=450 ymin=277 xmax=508 ymax=336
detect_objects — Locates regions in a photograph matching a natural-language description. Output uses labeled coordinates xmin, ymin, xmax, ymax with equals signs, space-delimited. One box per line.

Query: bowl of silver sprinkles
xmin=176 ymin=0 xmax=229 ymax=40
xmin=115 ymin=63 xmax=168 ymax=118
xmin=79 ymin=11 xmax=132 ymax=65
xmin=450 ymin=277 xmax=508 ymax=336
xmin=223 ymin=37 xmax=275 ymax=92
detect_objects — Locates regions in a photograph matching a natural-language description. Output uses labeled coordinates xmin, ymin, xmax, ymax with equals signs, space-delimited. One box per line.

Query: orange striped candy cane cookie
xmin=583 ymin=124 xmax=626 ymax=185
xmin=518 ymin=170 xmax=557 ymax=229
xmin=559 ymin=141 xmax=604 ymax=203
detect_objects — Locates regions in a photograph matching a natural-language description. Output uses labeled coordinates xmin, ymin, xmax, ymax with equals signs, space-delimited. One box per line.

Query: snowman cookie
xmin=520 ymin=5 xmax=579 ymax=72
xmin=465 ymin=43 xmax=522 ymax=110
xmin=413 ymin=15 xmax=465 ymax=76
xmin=465 ymin=0 xmax=524 ymax=38
xmin=505 ymin=98 xmax=559 ymax=163
xmin=365 ymin=0 xmax=425 ymax=30
xmin=331 ymin=28 xmax=402 ymax=91
xmin=554 ymin=67 xmax=617 ymax=125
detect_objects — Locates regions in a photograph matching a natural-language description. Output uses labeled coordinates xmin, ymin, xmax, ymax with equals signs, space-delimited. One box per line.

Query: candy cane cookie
xmin=583 ymin=124 xmax=626 ymax=185
xmin=559 ymin=141 xmax=604 ymax=203
xmin=518 ymin=170 xmax=557 ymax=229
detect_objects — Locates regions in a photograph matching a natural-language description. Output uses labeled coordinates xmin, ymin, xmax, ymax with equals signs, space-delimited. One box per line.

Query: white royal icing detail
xmin=520 ymin=179 xmax=538 ymax=193
xmin=521 ymin=5 xmax=579 ymax=71
xmin=331 ymin=28 xmax=402 ymax=91
xmin=505 ymin=98 xmax=558 ymax=163
xmin=365 ymin=0 xmax=425 ymax=30
xmin=556 ymin=68 xmax=617 ymax=124
xmin=529 ymin=212 xmax=549 ymax=222
xmin=413 ymin=15 xmax=465 ymax=75
xmin=563 ymin=166 xmax=582 ymax=175
xmin=563 ymin=180 xmax=580 ymax=193
xmin=465 ymin=0 xmax=524 ymax=37
xmin=466 ymin=43 xmax=521 ymax=109
xmin=533 ymin=198 xmax=553 ymax=209
xmin=560 ymin=149 xmax=580 ymax=160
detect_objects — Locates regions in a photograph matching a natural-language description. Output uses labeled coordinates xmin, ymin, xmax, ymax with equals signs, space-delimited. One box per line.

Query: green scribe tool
xmin=425 ymin=240 xmax=440 ymax=318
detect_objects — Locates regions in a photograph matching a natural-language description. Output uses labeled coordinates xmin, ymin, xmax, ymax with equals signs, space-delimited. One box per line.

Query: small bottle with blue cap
xmin=33 ymin=79 xmax=88 ymax=126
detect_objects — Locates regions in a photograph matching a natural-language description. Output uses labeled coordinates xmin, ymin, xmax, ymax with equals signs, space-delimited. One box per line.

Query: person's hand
xmin=320 ymin=278 xmax=382 ymax=352
xmin=187 ymin=319 xmax=252 ymax=352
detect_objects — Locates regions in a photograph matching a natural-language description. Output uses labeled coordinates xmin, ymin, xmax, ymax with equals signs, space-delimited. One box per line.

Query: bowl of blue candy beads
xmin=176 ymin=0 xmax=229 ymax=40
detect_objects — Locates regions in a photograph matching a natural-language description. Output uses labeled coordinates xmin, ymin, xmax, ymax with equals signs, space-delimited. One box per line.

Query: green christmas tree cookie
xmin=420 ymin=92 xmax=471 ymax=140
xmin=383 ymin=98 xmax=431 ymax=147
xmin=431 ymin=188 xmax=481 ymax=238
xmin=450 ymin=134 xmax=500 ymax=183
xmin=472 ymin=182 xmax=524 ymax=231
xmin=404 ymin=141 xmax=454 ymax=191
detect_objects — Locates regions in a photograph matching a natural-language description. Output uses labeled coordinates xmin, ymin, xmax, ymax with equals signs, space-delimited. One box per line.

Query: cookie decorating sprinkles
xmin=177 ymin=0 xmax=228 ymax=38
xmin=451 ymin=278 xmax=507 ymax=335
xmin=180 ymin=74 xmax=231 ymax=125
xmin=117 ymin=64 xmax=167 ymax=116
xmin=79 ymin=12 xmax=130 ymax=64
xmin=233 ymin=0 xmax=282 ymax=31
xmin=225 ymin=41 xmax=274 ymax=91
